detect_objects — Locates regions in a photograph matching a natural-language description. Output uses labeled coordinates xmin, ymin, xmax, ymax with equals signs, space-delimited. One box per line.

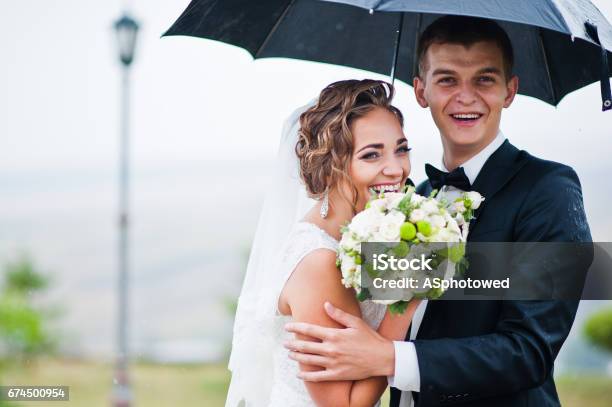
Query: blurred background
xmin=1 ymin=0 xmax=611 ymax=406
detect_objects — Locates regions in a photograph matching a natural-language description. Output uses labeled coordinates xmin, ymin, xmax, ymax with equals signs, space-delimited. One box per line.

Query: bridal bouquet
xmin=336 ymin=186 xmax=483 ymax=314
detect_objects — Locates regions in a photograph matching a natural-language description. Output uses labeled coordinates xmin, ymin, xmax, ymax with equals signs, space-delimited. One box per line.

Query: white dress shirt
xmin=387 ymin=131 xmax=506 ymax=407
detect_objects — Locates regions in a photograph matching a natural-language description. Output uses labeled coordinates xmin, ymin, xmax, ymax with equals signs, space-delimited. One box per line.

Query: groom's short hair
xmin=417 ymin=16 xmax=514 ymax=81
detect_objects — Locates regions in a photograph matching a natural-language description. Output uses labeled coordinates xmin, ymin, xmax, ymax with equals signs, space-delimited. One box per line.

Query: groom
xmin=284 ymin=16 xmax=592 ymax=406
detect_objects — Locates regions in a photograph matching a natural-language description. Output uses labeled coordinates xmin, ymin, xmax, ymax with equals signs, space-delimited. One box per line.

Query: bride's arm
xmin=345 ymin=304 xmax=420 ymax=407
xmin=282 ymin=249 xmax=419 ymax=407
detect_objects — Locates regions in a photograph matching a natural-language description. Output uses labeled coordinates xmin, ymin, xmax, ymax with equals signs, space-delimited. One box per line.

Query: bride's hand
xmin=284 ymin=300 xmax=420 ymax=382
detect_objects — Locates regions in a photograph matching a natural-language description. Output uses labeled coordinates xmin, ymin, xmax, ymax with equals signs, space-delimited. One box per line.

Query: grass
xmin=0 ymin=358 xmax=230 ymax=407
xmin=0 ymin=358 xmax=610 ymax=406
xmin=556 ymin=374 xmax=612 ymax=407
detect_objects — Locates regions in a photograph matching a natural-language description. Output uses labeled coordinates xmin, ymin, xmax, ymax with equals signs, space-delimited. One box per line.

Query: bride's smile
xmin=347 ymin=106 xmax=411 ymax=212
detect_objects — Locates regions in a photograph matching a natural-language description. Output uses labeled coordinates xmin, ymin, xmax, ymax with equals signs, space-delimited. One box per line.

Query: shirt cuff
xmin=386 ymin=341 xmax=421 ymax=392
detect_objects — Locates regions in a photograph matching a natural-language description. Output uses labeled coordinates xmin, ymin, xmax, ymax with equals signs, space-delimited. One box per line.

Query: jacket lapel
xmin=415 ymin=140 xmax=528 ymax=340
xmin=468 ymin=140 xmax=528 ymax=230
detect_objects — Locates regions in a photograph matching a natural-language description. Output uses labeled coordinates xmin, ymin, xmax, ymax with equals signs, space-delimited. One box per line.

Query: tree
xmin=584 ymin=307 xmax=612 ymax=353
xmin=0 ymin=255 xmax=57 ymax=363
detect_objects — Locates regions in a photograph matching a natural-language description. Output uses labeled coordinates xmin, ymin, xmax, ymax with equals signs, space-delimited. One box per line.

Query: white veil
xmin=225 ymin=99 xmax=317 ymax=407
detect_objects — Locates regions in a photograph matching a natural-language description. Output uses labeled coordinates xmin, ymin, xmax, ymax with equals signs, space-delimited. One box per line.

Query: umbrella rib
xmin=411 ymin=13 xmax=423 ymax=80
xmin=538 ymin=28 xmax=557 ymax=105
xmin=390 ymin=12 xmax=405 ymax=85
xmin=254 ymin=0 xmax=297 ymax=58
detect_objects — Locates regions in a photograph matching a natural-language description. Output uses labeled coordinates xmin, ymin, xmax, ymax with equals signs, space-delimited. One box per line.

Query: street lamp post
xmin=112 ymin=13 xmax=139 ymax=407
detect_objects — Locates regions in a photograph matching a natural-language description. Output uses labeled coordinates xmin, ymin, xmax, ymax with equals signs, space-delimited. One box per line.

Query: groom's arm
xmin=412 ymin=165 xmax=592 ymax=405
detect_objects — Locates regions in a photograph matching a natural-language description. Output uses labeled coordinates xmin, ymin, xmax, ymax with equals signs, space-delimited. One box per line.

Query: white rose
xmin=432 ymin=228 xmax=459 ymax=242
xmin=340 ymin=255 xmax=356 ymax=282
xmin=369 ymin=198 xmax=388 ymax=212
xmin=340 ymin=232 xmax=360 ymax=252
xmin=409 ymin=208 xmax=426 ymax=223
xmin=452 ymin=200 xmax=466 ymax=213
xmin=466 ymin=191 xmax=484 ymax=210
xmin=454 ymin=212 xmax=465 ymax=225
xmin=420 ymin=199 xmax=440 ymax=215
xmin=410 ymin=193 xmax=425 ymax=205
xmin=372 ymin=229 xmax=397 ymax=242
xmin=443 ymin=211 xmax=454 ymax=224
xmin=343 ymin=265 xmax=362 ymax=290
xmin=385 ymin=192 xmax=406 ymax=209
xmin=350 ymin=208 xmax=384 ymax=238
xmin=376 ymin=211 xmax=405 ymax=241
xmin=428 ymin=214 xmax=446 ymax=229
xmin=446 ymin=218 xmax=462 ymax=235
xmin=339 ymin=252 xmax=354 ymax=270
xmin=341 ymin=275 xmax=357 ymax=289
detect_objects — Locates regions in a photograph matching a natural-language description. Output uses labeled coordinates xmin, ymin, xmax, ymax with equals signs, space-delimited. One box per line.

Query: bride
xmin=226 ymin=80 xmax=420 ymax=407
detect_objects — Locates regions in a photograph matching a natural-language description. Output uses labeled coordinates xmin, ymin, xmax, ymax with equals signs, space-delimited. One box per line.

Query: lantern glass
xmin=114 ymin=15 xmax=139 ymax=66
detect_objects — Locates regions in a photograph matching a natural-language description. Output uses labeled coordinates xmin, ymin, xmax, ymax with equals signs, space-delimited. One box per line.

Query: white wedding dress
xmin=267 ymin=221 xmax=387 ymax=407
xmin=225 ymin=101 xmax=387 ymax=407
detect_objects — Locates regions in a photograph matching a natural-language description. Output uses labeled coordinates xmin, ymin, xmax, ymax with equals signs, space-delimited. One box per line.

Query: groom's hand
xmin=284 ymin=301 xmax=395 ymax=382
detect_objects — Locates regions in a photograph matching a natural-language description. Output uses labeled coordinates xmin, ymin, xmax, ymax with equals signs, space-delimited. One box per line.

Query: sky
xmin=0 ymin=0 xmax=611 ymax=363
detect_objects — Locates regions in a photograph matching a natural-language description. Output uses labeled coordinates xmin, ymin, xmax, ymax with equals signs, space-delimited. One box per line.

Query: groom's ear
xmin=413 ymin=77 xmax=429 ymax=108
xmin=503 ymin=75 xmax=519 ymax=108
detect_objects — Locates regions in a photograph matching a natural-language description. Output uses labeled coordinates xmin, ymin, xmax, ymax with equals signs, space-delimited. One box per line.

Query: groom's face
xmin=413 ymin=41 xmax=518 ymax=153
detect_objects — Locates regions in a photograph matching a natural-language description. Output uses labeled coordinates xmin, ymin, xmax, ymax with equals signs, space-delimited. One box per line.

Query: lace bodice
xmin=267 ymin=222 xmax=387 ymax=407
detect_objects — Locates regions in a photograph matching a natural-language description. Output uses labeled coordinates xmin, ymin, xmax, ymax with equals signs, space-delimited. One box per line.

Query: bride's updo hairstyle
xmin=296 ymin=79 xmax=404 ymax=210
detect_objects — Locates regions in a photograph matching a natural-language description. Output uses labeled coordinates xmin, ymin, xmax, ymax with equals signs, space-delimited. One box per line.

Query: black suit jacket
xmin=389 ymin=140 xmax=592 ymax=407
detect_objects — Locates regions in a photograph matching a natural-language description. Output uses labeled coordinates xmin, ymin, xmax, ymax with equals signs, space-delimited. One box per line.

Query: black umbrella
xmin=163 ymin=0 xmax=612 ymax=111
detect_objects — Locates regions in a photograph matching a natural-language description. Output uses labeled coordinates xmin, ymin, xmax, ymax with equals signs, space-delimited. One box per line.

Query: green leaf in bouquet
xmin=336 ymin=257 xmax=341 ymax=267
xmin=400 ymin=222 xmax=417 ymax=241
xmin=448 ymin=243 xmax=466 ymax=263
xmin=427 ymin=251 xmax=444 ymax=269
xmin=456 ymin=256 xmax=470 ymax=277
xmin=365 ymin=262 xmax=378 ymax=279
xmin=463 ymin=208 xmax=474 ymax=222
xmin=392 ymin=241 xmax=410 ymax=258
xmin=434 ymin=247 xmax=449 ymax=259
xmin=464 ymin=197 xmax=473 ymax=209
xmin=413 ymin=291 xmax=429 ymax=300
xmin=355 ymin=254 xmax=363 ymax=265
xmin=389 ymin=301 xmax=409 ymax=315
xmin=397 ymin=194 xmax=414 ymax=214
xmin=425 ymin=282 xmax=445 ymax=300
xmin=356 ymin=288 xmax=371 ymax=302
xmin=429 ymin=189 xmax=439 ymax=198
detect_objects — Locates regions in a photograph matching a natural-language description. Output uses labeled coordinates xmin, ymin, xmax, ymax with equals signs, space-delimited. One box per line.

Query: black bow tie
xmin=425 ymin=164 xmax=471 ymax=191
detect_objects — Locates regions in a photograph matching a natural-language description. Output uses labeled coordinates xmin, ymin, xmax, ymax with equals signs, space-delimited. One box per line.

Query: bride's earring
xmin=320 ymin=188 xmax=329 ymax=219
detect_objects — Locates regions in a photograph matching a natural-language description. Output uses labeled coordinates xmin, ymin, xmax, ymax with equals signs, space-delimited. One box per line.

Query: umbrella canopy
xmin=163 ymin=0 xmax=612 ymax=110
